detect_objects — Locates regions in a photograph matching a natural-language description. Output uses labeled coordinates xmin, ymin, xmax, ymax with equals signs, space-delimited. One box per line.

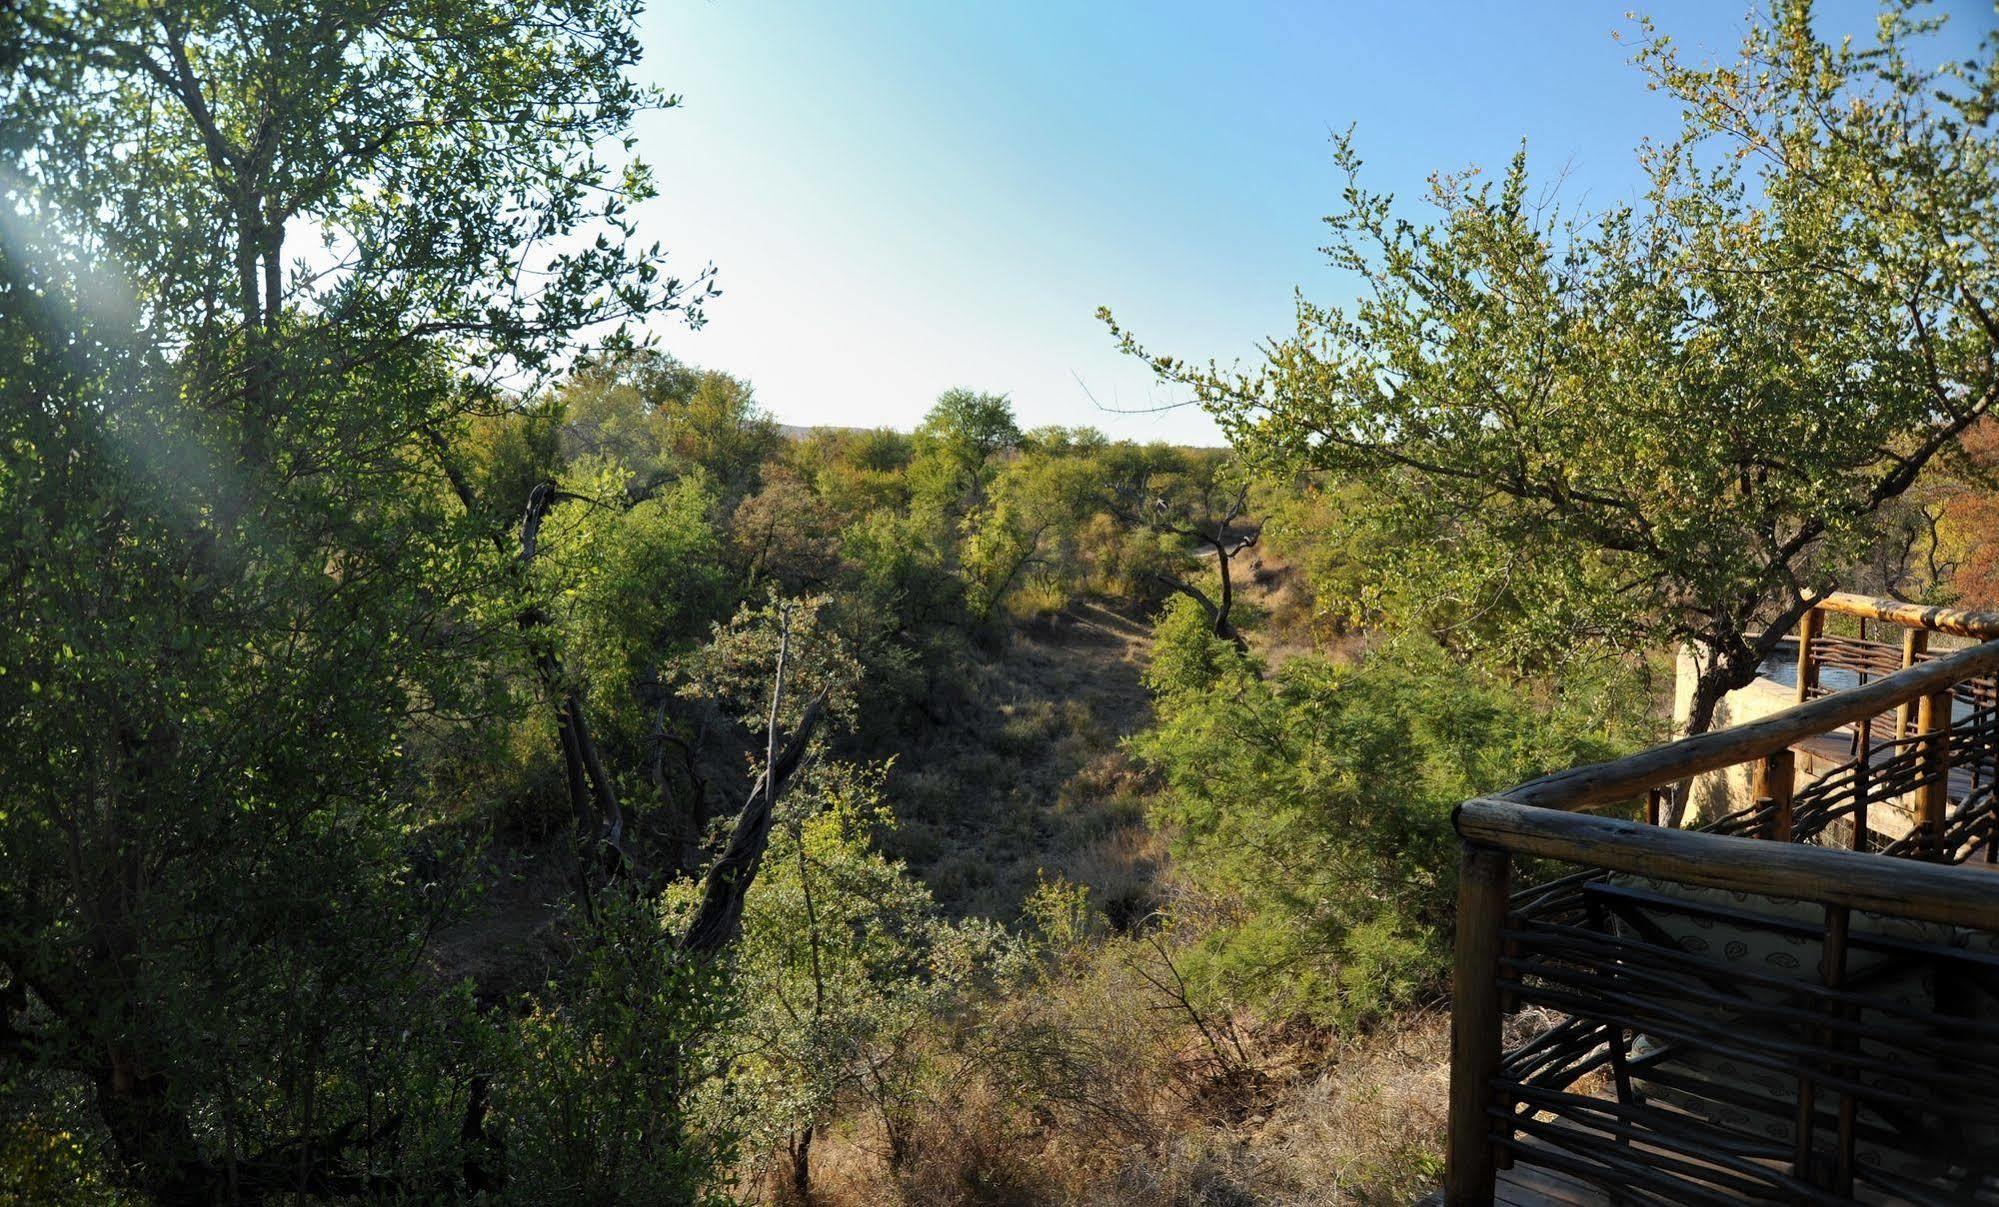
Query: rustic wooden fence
xmin=1446 ymin=597 xmax=1999 ymax=1204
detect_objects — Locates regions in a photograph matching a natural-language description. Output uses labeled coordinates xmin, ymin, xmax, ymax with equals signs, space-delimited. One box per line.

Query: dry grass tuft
xmin=792 ymin=999 xmax=1457 ymax=1206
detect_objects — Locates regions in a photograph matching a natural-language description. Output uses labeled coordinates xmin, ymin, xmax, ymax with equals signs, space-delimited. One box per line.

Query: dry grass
xmin=779 ymin=977 xmax=1457 ymax=1207
xmin=1232 ymin=1013 xmax=1450 ymax=1204
xmin=882 ymin=598 xmax=1161 ymax=921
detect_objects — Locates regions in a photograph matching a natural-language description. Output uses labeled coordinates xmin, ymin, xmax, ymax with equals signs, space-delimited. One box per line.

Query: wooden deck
xmin=1488 ymin=1161 xmax=1609 ymax=1207
xmin=1791 ymin=725 xmax=1987 ymax=801
xmin=1436 ymin=614 xmax=1999 ymax=1205
xmin=1418 ymin=1146 xmax=1610 ymax=1205
xmin=1422 ymin=1131 xmax=1784 ymax=1205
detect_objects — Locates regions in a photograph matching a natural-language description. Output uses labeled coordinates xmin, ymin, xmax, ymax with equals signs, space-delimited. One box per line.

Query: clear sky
xmin=629 ymin=1 xmax=1997 ymax=444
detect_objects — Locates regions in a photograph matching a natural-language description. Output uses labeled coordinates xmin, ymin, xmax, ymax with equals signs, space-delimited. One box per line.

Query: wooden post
xmin=1897 ymin=628 xmax=1930 ymax=741
xmin=1796 ymin=903 xmax=1851 ymax=1188
xmin=1795 ymin=607 xmax=1823 ymax=705
xmin=1447 ymin=844 xmax=1512 ymax=1206
xmin=1917 ymin=690 xmax=1951 ymax=860
xmin=1755 ymin=748 xmax=1797 ymax=843
xmin=1852 ymin=715 xmax=1872 ymax=853
xmin=1824 ymin=905 xmax=1856 ymax=1196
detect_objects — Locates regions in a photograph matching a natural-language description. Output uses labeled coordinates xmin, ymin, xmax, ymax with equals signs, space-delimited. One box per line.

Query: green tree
xmin=537 ymin=465 xmax=732 ymax=736
xmin=787 ymin=427 xmax=915 ymax=520
xmin=960 ymin=433 xmax=1106 ymax=623
xmin=492 ymin=890 xmax=737 ymax=1207
xmin=840 ymin=509 xmax=966 ymax=636
xmin=1102 ymin=447 xmax=1262 ymax=649
xmin=909 ymin=388 xmax=1022 ymax=525
xmin=1109 ymin=2 xmax=1999 ymax=766
xmin=724 ymin=762 xmax=1010 ymax=1200
xmin=559 ymin=352 xmax=779 ymax=502
xmin=0 ymin=0 xmax=718 ymax=1196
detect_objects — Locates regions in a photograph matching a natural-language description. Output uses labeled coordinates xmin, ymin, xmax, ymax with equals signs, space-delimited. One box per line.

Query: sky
xmin=629 ymin=1 xmax=1998 ymax=445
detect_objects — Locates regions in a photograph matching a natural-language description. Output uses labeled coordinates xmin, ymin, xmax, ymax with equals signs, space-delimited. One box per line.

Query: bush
xmin=1135 ymin=598 xmax=1633 ymax=1025
xmin=490 ymin=891 xmax=737 ymax=1206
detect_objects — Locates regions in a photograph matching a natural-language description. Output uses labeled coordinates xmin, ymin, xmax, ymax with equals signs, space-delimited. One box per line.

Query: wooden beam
xmin=1503 ymin=640 xmax=1999 ymax=811
xmin=1813 ymin=592 xmax=1999 ymax=639
xmin=1455 ymin=797 xmax=1999 ymax=931
xmin=1446 ymin=844 xmax=1511 ymax=1206
xmin=1916 ymin=690 xmax=1951 ymax=860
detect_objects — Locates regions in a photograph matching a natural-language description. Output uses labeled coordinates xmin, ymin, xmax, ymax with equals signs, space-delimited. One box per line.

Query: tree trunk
xmin=1666 ymin=629 xmax=1793 ymax=826
xmin=1660 ymin=656 xmax=1729 ymax=829
xmin=262 ymin=213 xmax=283 ymax=333
xmin=1151 ymin=571 xmax=1248 ymax=654
xmin=677 ymin=693 xmax=827 ymax=958
xmin=95 ymin=1051 xmax=213 ymax=1205
xmin=1209 ymin=541 xmax=1247 ymax=652
xmin=789 ymin=1124 xmax=814 ymax=1204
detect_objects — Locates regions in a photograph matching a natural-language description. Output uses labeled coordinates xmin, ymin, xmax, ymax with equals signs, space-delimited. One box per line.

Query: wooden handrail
xmin=1812 ymin=591 xmax=1999 ymax=639
xmin=1501 ymin=639 xmax=1999 ymax=811
xmin=1456 ymin=796 xmax=1999 ymax=931
xmin=1446 ymin=599 xmax=1999 ymax=1204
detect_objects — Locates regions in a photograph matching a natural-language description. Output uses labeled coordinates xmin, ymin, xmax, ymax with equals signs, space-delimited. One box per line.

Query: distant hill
xmin=777 ymin=422 xmax=1225 ymax=452
xmin=777 ymin=423 xmax=881 ymax=441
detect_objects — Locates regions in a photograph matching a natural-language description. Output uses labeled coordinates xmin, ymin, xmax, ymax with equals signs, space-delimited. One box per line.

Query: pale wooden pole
xmin=1897 ymin=627 xmax=1929 ymax=741
xmin=1916 ymin=689 xmax=1952 ymax=860
xmin=1795 ymin=606 xmax=1823 ymax=706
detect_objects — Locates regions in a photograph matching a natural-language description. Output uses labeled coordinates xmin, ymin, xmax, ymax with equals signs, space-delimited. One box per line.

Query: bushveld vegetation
xmin=5 ymin=1 xmax=1999 ymax=1203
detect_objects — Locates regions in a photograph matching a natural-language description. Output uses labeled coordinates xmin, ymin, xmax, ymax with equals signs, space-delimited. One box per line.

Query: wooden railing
xmin=1445 ymin=607 xmax=1999 ymax=1204
xmin=1780 ymin=593 xmax=1999 ymax=856
xmin=1795 ymin=592 xmax=1999 ymax=742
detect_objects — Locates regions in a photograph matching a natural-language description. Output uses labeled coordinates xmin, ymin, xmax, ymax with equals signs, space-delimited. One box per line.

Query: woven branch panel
xmin=1705 ymin=703 xmax=1999 ymax=858
xmin=1495 ymin=873 xmax=1999 ymax=1203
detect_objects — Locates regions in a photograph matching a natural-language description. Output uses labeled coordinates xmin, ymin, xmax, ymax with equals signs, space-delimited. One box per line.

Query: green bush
xmin=1135 ymin=597 xmax=1634 ymax=1025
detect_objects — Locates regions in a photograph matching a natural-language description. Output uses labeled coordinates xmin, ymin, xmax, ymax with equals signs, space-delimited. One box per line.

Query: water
xmin=1756 ymin=644 xmax=1864 ymax=693
xmin=1759 ymin=642 xmax=1969 ymax=730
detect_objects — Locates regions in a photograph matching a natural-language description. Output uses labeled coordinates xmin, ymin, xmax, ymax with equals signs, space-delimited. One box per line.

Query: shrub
xmin=1136 ymin=598 xmax=1634 ymax=1025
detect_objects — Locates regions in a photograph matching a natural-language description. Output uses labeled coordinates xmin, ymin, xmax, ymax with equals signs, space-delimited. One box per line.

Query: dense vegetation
xmin=4 ymin=1 xmax=1997 ymax=1203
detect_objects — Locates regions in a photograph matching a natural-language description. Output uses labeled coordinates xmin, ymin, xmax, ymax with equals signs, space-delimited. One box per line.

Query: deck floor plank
xmin=1416 ymin=1143 xmax=1616 ymax=1206
xmin=1492 ymin=1159 xmax=1609 ymax=1207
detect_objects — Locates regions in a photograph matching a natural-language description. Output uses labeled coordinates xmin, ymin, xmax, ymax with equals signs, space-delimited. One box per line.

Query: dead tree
xmin=516 ymin=481 xmax=633 ymax=906
xmin=678 ymin=610 xmax=829 ymax=958
xmin=423 ymin=434 xmax=634 ymax=901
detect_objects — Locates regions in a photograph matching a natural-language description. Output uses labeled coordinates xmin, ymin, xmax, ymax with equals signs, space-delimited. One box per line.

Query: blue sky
xmin=630 ymin=2 xmax=1996 ymax=444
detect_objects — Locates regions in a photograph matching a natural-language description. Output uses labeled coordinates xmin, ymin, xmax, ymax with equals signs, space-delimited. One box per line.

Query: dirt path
xmin=1014 ymin=599 xmax=1156 ymax=733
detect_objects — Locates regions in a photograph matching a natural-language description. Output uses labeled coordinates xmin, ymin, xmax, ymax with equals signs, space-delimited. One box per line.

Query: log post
xmin=1795 ymin=903 xmax=1851 ymax=1188
xmin=1916 ymin=690 xmax=1952 ymax=860
xmin=1755 ymin=748 xmax=1797 ymax=843
xmin=1824 ymin=905 xmax=1857 ymax=1196
xmin=1897 ymin=628 xmax=1930 ymax=741
xmin=1447 ymin=843 xmax=1512 ymax=1206
xmin=1795 ymin=607 xmax=1823 ymax=705
xmin=1852 ymin=715 xmax=1872 ymax=853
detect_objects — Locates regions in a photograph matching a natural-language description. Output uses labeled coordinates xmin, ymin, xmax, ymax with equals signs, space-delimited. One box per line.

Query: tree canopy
xmin=1109 ymin=1 xmax=1999 ymax=744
